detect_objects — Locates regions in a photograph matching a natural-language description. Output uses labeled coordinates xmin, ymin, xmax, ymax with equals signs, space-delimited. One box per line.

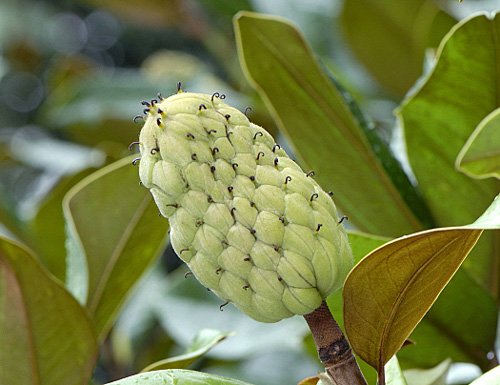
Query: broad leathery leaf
xmin=26 ymin=168 xmax=97 ymax=282
xmin=396 ymin=13 xmax=500 ymax=285
xmin=64 ymin=155 xmax=169 ymax=340
xmin=341 ymin=233 xmax=495 ymax=373
xmin=403 ymin=359 xmax=450 ymax=385
xmin=343 ymin=193 xmax=500 ymax=373
xmin=142 ymin=329 xmax=235 ymax=372
xmin=341 ymin=0 xmax=456 ymax=96
xmin=396 ymin=265 xmax=497 ymax=370
xmin=0 ymin=236 xmax=98 ymax=385
xmin=344 ymin=228 xmax=482 ymax=372
xmin=397 ymin=12 xmax=500 ymax=291
xmin=320 ymin=232 xmax=389 ymax=385
xmin=385 ymin=356 xmax=407 ymax=385
xmin=234 ymin=11 xmax=422 ymax=237
xmin=470 ymin=365 xmax=500 ymax=385
xmin=456 ymin=107 xmax=500 ymax=180
xmin=105 ymin=369 xmax=255 ymax=385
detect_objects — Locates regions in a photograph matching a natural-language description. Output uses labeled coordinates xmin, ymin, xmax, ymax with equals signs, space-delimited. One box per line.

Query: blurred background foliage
xmin=1 ymin=0 xmax=499 ymax=384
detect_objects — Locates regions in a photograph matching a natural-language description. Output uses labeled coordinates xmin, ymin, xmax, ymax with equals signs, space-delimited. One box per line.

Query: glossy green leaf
xmin=385 ymin=356 xmax=407 ymax=385
xmin=341 ymin=0 xmax=456 ymax=96
xmin=142 ymin=329 xmax=235 ymax=372
xmin=106 ymin=369 xmax=255 ymax=385
xmin=234 ymin=11 xmax=423 ymax=237
xmin=470 ymin=366 xmax=500 ymax=385
xmin=466 ymin=194 xmax=500 ymax=229
xmin=343 ymin=194 xmax=500 ymax=374
xmin=396 ymin=12 xmax=500 ymax=226
xmin=403 ymin=359 xmax=450 ymax=385
xmin=64 ymin=155 xmax=169 ymax=340
xmin=396 ymin=12 xmax=500 ymax=289
xmin=0 ymin=236 xmax=98 ymax=385
xmin=456 ymin=107 xmax=500 ymax=180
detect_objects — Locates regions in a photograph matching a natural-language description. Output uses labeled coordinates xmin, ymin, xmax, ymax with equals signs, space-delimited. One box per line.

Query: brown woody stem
xmin=304 ymin=301 xmax=368 ymax=385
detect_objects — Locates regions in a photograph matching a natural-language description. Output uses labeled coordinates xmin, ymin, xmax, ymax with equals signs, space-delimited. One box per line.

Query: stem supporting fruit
xmin=304 ymin=301 xmax=368 ymax=385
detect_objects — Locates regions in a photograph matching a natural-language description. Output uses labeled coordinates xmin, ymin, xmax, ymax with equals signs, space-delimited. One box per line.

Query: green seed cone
xmin=137 ymin=90 xmax=353 ymax=322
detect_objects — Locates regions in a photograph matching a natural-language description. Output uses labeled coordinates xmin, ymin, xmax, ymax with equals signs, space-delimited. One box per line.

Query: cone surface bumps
xmin=137 ymin=90 xmax=353 ymax=322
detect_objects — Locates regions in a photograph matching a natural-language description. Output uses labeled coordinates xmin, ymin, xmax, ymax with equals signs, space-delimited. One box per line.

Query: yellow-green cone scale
xmin=137 ymin=90 xmax=353 ymax=322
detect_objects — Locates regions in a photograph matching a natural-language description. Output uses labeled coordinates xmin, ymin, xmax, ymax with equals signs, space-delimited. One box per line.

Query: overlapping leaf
xmin=26 ymin=168 xmax=97 ymax=282
xmin=0 ymin=236 xmax=97 ymax=385
xmin=403 ymin=359 xmax=450 ymax=385
xmin=234 ymin=11 xmax=423 ymax=237
xmin=341 ymin=0 xmax=456 ymax=96
xmin=396 ymin=266 xmax=497 ymax=370
xmin=343 ymin=194 xmax=500 ymax=376
xmin=396 ymin=12 xmax=500 ymax=287
xmin=106 ymin=369 xmax=255 ymax=385
xmin=64 ymin=155 xmax=169 ymax=340
xmin=470 ymin=366 xmax=500 ymax=385
xmin=142 ymin=329 xmax=234 ymax=372
xmin=385 ymin=356 xmax=407 ymax=385
xmin=456 ymin=107 xmax=500 ymax=180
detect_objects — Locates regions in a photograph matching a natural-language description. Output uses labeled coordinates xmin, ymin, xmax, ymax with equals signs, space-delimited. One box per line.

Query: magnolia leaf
xmin=234 ymin=11 xmax=424 ymax=237
xmin=341 ymin=0 xmax=456 ymax=96
xmin=0 ymin=236 xmax=97 ymax=385
xmin=343 ymin=193 xmax=500 ymax=375
xmin=396 ymin=10 xmax=500 ymax=300
xmin=456 ymin=107 xmax=500 ymax=180
xmin=469 ymin=365 xmax=500 ymax=385
xmin=396 ymin=13 xmax=499 ymax=228
xmin=64 ymin=155 xmax=169 ymax=340
xmin=142 ymin=329 xmax=235 ymax=372
xmin=344 ymin=227 xmax=482 ymax=374
xmin=403 ymin=358 xmax=451 ymax=385
xmin=106 ymin=369 xmax=255 ymax=385
xmin=26 ymin=168 xmax=97 ymax=282
xmin=396 ymin=266 xmax=497 ymax=370
xmin=385 ymin=356 xmax=408 ymax=385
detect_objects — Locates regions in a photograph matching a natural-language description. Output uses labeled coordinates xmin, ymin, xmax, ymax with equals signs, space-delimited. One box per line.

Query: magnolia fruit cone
xmin=137 ymin=89 xmax=353 ymax=322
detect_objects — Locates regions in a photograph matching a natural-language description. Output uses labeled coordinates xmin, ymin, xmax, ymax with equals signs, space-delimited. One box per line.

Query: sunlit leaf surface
xmin=106 ymin=369 xmax=255 ymax=385
xmin=469 ymin=366 xmax=500 ymax=385
xmin=456 ymin=107 xmax=500 ymax=180
xmin=396 ymin=12 xmax=500 ymax=289
xmin=403 ymin=359 xmax=450 ymax=385
xmin=385 ymin=356 xmax=407 ymax=385
xmin=142 ymin=329 xmax=234 ymax=372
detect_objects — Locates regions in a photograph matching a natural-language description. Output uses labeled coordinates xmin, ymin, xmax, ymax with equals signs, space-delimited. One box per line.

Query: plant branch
xmin=304 ymin=301 xmax=368 ymax=385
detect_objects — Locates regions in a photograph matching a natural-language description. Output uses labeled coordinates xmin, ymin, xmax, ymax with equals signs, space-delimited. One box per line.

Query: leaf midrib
xmin=377 ymin=233 xmax=468 ymax=372
xmin=87 ymin=193 xmax=151 ymax=316
xmin=245 ymin=21 xmax=422 ymax=231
